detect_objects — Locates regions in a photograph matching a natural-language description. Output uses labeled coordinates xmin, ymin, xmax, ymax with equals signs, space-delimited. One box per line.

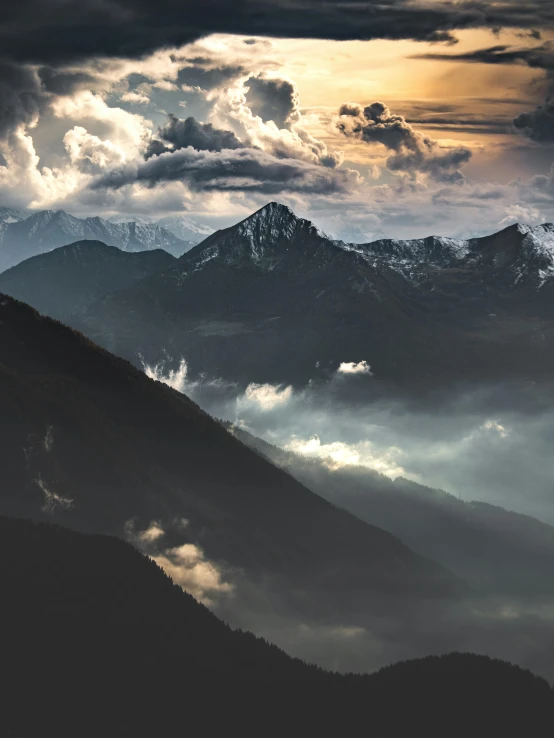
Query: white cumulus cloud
xmin=337 ymin=360 xmax=372 ymax=375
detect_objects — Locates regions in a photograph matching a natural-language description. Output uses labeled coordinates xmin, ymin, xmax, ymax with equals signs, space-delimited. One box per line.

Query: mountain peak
xmin=242 ymin=201 xmax=298 ymax=227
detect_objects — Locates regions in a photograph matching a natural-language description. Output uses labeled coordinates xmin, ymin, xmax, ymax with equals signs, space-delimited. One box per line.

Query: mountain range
xmin=4 ymin=514 xmax=551 ymax=736
xmin=8 ymin=201 xmax=551 ymax=391
xmin=0 ymin=292 xmax=467 ymax=625
xmin=4 ymin=201 xmax=554 ymax=696
xmin=0 ymin=207 xmax=196 ymax=270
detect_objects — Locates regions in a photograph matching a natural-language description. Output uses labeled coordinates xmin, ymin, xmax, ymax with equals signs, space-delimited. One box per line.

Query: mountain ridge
xmin=0 ymin=208 xmax=194 ymax=270
xmin=0 ymin=240 xmax=175 ymax=322
xmin=3 ymin=514 xmax=551 ymax=735
xmin=0 ymin=291 xmax=468 ymax=620
xmin=69 ymin=203 xmax=554 ymax=388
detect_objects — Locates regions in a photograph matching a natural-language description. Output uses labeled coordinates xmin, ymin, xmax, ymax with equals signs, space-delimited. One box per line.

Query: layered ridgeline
xmin=0 ymin=241 xmax=175 ymax=322
xmin=0 ymin=293 xmax=467 ymax=624
xmin=8 ymin=201 xmax=554 ymax=388
xmin=3 ymin=515 xmax=551 ymax=735
xmin=230 ymin=425 xmax=554 ymax=598
xmin=0 ymin=207 xmax=195 ymax=270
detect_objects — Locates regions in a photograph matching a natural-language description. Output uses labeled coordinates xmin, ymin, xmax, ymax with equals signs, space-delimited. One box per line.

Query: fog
xmin=140 ymin=358 xmax=554 ymax=682
xmin=145 ymin=358 xmax=554 ymax=525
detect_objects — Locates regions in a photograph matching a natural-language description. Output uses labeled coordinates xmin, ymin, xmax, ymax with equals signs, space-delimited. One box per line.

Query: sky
xmin=1 ymin=2 xmax=554 ymax=240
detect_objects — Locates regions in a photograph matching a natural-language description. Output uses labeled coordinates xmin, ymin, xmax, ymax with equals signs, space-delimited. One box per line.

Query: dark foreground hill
xmin=0 ymin=293 xmax=466 ymax=623
xmin=1 ymin=515 xmax=551 ymax=737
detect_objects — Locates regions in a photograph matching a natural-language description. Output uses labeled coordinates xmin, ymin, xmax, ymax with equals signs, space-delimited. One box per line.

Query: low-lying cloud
xmin=127 ymin=519 xmax=234 ymax=605
xmin=91 ymin=145 xmax=360 ymax=195
xmin=143 ymin=356 xmax=554 ymax=525
xmin=337 ymin=360 xmax=372 ymax=375
xmin=138 ymin=357 xmax=554 ymax=680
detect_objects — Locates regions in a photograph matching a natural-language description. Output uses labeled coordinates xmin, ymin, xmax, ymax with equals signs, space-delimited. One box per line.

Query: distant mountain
xmin=70 ymin=202 xmax=554 ymax=389
xmin=230 ymin=424 xmax=554 ymax=597
xmin=0 ymin=293 xmax=467 ymax=622
xmin=4 ymin=515 xmax=550 ymax=735
xmin=157 ymin=214 xmax=215 ymax=242
xmin=0 ymin=205 xmax=26 ymax=224
xmin=0 ymin=206 xmax=27 ymax=246
xmin=0 ymin=240 xmax=175 ymax=322
xmin=108 ymin=212 xmax=214 ymax=243
xmin=0 ymin=208 xmax=192 ymax=270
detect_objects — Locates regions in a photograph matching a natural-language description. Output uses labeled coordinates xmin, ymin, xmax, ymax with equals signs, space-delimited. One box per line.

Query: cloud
xmin=336 ymin=101 xmax=471 ymax=183
xmin=237 ymin=383 xmax=293 ymax=412
xmin=120 ymin=91 xmax=150 ymax=105
xmin=137 ymin=522 xmax=165 ymax=543
xmin=3 ymin=1 xmax=554 ymax=68
xmin=412 ymin=42 xmax=554 ymax=72
xmin=90 ymin=145 xmax=361 ymax=195
xmin=0 ymin=62 xmax=43 ymax=140
xmin=499 ymin=204 xmax=545 ymax=227
xmin=145 ymin=114 xmax=246 ymax=158
xmin=209 ymin=72 xmax=344 ymax=169
xmin=412 ymin=42 xmax=554 ymax=144
xmin=337 ymin=361 xmax=373 ymax=375
xmin=144 ymin=358 xmax=193 ymax=393
xmin=284 ymin=435 xmax=406 ymax=477
xmin=513 ymin=103 xmax=554 ymax=143
xmin=153 ymin=544 xmax=233 ymax=604
xmin=245 ymin=75 xmax=300 ymax=130
xmin=126 ymin=519 xmax=233 ymax=604
xmin=141 ymin=356 xmax=554 ymax=524
xmin=64 ymin=126 xmax=127 ymax=174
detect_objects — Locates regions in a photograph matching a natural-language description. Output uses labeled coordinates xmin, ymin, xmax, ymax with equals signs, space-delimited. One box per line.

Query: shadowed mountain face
xmin=0 ymin=241 xmax=175 ymax=322
xmin=0 ymin=293 xmax=467 ymax=622
xmin=3 ymin=515 xmax=551 ymax=736
xmin=230 ymin=424 xmax=554 ymax=598
xmin=44 ymin=202 xmax=554 ymax=391
xmin=0 ymin=208 xmax=193 ymax=271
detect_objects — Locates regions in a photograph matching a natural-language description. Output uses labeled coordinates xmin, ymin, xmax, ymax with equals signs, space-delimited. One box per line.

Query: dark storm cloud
xmin=411 ymin=42 xmax=554 ymax=143
xmin=0 ymin=2 xmax=552 ymax=144
xmin=513 ymin=104 xmax=554 ymax=143
xmin=0 ymin=62 xmax=43 ymax=138
xmin=91 ymin=146 xmax=360 ymax=194
xmin=412 ymin=43 xmax=554 ymax=71
xmin=37 ymin=67 xmax=99 ymax=96
xmin=1 ymin=1 xmax=554 ymax=66
xmin=145 ymin=114 xmax=246 ymax=158
xmin=175 ymin=62 xmax=248 ymax=92
xmin=245 ymin=76 xmax=300 ymax=129
xmin=336 ymin=101 xmax=472 ymax=182
xmin=0 ymin=61 xmax=107 ymax=140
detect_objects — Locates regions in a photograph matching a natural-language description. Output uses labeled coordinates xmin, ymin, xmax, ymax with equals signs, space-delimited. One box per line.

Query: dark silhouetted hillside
xmin=1 ymin=515 xmax=551 ymax=736
xmin=0 ymin=293 xmax=467 ymax=624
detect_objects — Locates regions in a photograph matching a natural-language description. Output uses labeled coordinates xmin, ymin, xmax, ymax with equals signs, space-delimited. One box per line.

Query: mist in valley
xmin=143 ymin=356 xmax=554 ymax=681
xmin=145 ymin=357 xmax=554 ymax=524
